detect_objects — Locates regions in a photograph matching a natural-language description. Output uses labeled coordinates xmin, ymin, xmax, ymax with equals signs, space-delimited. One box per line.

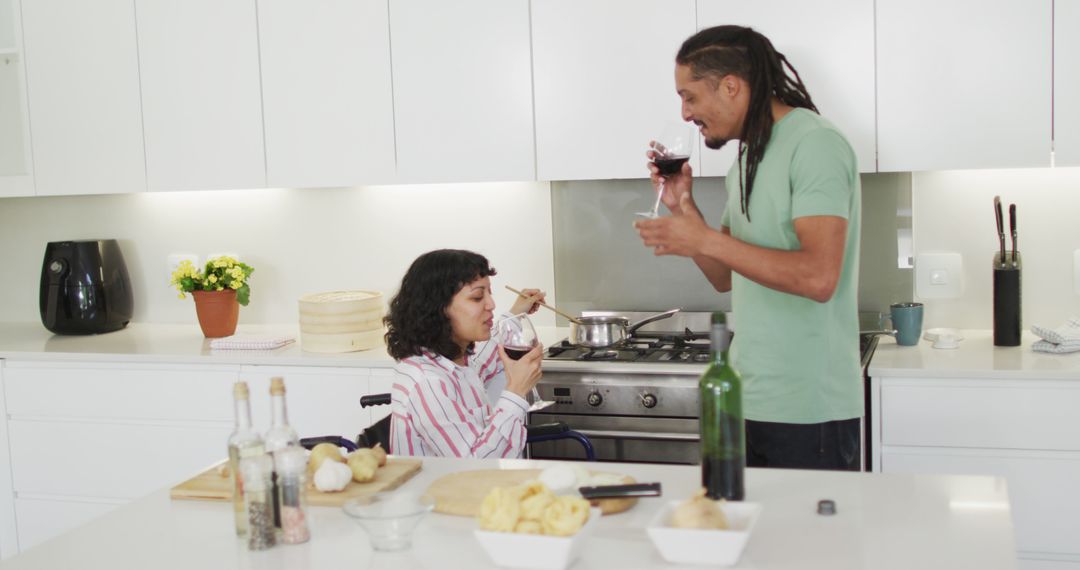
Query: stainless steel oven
xmin=528 ymin=370 xmax=701 ymax=464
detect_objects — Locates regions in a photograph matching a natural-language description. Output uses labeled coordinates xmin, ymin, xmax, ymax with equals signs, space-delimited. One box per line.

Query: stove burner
xmin=583 ymin=349 xmax=619 ymax=361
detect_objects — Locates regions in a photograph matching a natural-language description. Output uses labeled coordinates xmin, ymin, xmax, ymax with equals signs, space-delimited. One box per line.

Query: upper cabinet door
xmin=696 ymin=0 xmax=876 ymax=175
xmin=136 ymin=0 xmax=266 ymax=192
xmin=258 ymin=0 xmax=395 ymax=188
xmin=1056 ymin=0 xmax=1080 ymax=167
xmin=877 ymin=0 xmax=1052 ymax=172
xmin=0 ymin=0 xmax=34 ymax=197
xmin=21 ymin=0 xmax=146 ymax=195
xmin=532 ymin=0 xmax=695 ymax=181
xmin=390 ymin=0 xmax=534 ymax=184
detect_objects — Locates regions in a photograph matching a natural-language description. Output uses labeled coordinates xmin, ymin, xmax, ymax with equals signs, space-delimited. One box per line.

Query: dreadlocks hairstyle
xmin=676 ymin=25 xmax=817 ymax=221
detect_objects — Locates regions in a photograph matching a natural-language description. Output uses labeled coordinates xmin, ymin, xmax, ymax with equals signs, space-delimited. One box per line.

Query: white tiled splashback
xmin=912 ymin=167 xmax=1080 ymax=331
xmin=0 ymin=182 xmax=557 ymax=327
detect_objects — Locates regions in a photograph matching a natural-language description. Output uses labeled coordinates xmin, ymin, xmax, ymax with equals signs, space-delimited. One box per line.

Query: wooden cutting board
xmin=423 ymin=469 xmax=637 ymax=517
xmin=170 ymin=458 xmax=422 ymax=507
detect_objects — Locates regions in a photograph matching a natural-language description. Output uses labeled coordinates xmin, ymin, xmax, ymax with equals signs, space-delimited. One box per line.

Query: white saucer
xmin=923 ymin=328 xmax=963 ymax=342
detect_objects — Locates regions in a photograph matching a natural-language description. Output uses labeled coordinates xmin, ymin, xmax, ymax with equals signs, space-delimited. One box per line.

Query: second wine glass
xmin=637 ymin=123 xmax=693 ymax=219
xmin=492 ymin=314 xmax=553 ymax=412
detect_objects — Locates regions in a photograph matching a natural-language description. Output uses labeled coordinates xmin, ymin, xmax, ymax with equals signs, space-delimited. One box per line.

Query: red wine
xmin=703 ymin=456 xmax=745 ymax=501
xmin=504 ymin=346 xmax=532 ymax=360
xmin=653 ymin=155 xmax=690 ymax=175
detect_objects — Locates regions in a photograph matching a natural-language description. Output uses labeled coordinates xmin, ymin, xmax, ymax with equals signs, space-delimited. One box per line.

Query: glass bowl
xmin=342 ymin=492 xmax=435 ymax=551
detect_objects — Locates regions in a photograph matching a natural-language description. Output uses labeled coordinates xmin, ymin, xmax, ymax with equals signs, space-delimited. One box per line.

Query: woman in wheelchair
xmin=383 ymin=249 xmax=545 ymax=459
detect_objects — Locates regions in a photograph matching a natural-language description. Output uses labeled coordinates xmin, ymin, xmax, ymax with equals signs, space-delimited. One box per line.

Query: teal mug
xmin=888 ymin=302 xmax=924 ymax=346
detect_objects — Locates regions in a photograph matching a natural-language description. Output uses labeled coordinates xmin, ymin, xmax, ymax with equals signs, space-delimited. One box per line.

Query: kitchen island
xmin=0 ymin=456 xmax=1015 ymax=570
xmin=868 ymin=331 xmax=1080 ymax=568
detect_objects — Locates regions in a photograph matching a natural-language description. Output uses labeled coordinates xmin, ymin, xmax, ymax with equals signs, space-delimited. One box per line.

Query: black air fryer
xmin=39 ymin=240 xmax=133 ymax=335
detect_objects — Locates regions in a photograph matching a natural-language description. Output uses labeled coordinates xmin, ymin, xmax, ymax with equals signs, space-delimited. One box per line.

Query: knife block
xmin=993 ymin=252 xmax=1021 ymax=347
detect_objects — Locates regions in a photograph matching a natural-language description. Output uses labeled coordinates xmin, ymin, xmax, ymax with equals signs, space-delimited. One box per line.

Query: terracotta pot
xmin=192 ymin=289 xmax=239 ymax=338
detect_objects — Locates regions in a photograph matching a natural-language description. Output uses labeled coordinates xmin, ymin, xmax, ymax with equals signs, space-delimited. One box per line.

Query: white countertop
xmin=0 ymin=457 xmax=1016 ymax=570
xmin=869 ymin=330 xmax=1080 ymax=380
xmin=0 ymin=321 xmax=707 ymax=375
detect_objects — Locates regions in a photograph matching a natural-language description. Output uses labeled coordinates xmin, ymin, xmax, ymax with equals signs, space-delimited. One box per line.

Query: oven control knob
xmin=587 ymin=392 xmax=603 ymax=407
xmin=641 ymin=393 xmax=658 ymax=409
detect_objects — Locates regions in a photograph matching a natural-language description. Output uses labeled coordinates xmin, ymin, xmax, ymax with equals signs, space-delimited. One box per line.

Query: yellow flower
xmin=208 ymin=274 xmax=218 ymax=283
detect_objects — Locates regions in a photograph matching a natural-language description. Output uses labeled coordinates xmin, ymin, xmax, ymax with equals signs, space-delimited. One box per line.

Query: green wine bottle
xmin=699 ymin=312 xmax=745 ymax=500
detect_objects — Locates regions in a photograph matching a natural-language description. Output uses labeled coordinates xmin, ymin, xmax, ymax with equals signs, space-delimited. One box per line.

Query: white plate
xmin=646 ymin=500 xmax=762 ymax=566
xmin=474 ymin=507 xmax=602 ymax=570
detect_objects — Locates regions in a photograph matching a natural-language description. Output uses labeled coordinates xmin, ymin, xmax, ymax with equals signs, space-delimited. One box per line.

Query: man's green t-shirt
xmin=719 ymin=108 xmax=862 ymax=424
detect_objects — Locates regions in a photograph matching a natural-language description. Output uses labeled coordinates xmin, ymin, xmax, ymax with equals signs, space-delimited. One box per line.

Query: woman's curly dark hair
xmin=384 ymin=249 xmax=497 ymax=361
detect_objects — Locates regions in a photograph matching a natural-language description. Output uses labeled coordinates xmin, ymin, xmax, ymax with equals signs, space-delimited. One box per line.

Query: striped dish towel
xmin=209 ymin=335 xmax=295 ymax=350
xmin=1031 ymin=318 xmax=1080 ymax=354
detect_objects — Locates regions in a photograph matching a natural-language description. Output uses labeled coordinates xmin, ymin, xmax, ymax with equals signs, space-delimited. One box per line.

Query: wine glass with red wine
xmin=493 ymin=314 xmax=553 ymax=412
xmin=637 ymin=123 xmax=693 ymax=219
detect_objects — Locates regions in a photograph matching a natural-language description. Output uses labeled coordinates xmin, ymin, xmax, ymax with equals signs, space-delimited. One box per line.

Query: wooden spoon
xmin=504 ymin=285 xmax=582 ymax=324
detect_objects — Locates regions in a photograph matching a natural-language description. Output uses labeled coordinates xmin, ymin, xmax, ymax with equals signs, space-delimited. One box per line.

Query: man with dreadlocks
xmin=635 ymin=25 xmax=861 ymax=471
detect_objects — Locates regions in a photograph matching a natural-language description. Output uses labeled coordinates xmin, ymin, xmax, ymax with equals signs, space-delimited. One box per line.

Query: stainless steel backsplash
xmin=551 ymin=173 xmax=913 ymax=320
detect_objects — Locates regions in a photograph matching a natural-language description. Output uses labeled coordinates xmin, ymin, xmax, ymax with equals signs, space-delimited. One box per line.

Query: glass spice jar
xmin=274 ymin=447 xmax=311 ymax=544
xmin=240 ymin=455 xmax=276 ymax=550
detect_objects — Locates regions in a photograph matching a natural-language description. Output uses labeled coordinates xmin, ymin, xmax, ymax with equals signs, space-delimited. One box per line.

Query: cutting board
xmin=170 ymin=458 xmax=422 ymax=507
xmin=423 ymin=469 xmax=637 ymax=517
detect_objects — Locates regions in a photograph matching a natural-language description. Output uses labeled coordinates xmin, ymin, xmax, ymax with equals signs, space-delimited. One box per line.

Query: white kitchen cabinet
xmin=0 ymin=0 xmax=33 ymax=197
xmin=695 ymin=0 xmax=876 ymax=175
xmin=531 ymin=0 xmax=695 ymax=181
xmin=136 ymin=0 xmax=266 ymax=192
xmin=1055 ymin=0 xmax=1080 ymax=166
xmin=389 ymin=0 xmax=534 ymax=183
xmin=240 ymin=366 xmax=374 ymax=441
xmin=872 ymin=376 xmax=1080 ymax=566
xmin=258 ymin=0 xmax=396 ymax=188
xmin=0 ymin=361 xmax=15 ymax=560
xmin=13 ymin=497 xmax=121 ymax=552
xmin=20 ymin=0 xmax=146 ymax=195
xmin=876 ymin=0 xmax=1052 ymax=172
xmin=0 ymin=360 xmax=240 ymax=554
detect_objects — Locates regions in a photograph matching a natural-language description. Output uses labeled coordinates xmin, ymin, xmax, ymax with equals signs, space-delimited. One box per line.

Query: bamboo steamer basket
xmin=298 ymin=290 xmax=385 ymax=353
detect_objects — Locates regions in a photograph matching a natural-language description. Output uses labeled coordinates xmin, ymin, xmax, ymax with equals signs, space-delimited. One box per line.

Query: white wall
xmin=0 ymin=182 xmax=556 ymax=328
xmin=912 ymin=167 xmax=1080 ymax=330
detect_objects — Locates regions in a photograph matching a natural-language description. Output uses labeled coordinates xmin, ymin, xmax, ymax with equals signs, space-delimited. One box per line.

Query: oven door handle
xmin=575 ymin=429 xmax=699 ymax=442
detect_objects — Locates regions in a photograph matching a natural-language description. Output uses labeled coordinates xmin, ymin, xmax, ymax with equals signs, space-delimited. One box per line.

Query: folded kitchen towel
xmin=1031 ymin=318 xmax=1080 ymax=345
xmin=1032 ymin=339 xmax=1080 ymax=354
xmin=209 ymin=335 xmax=295 ymax=351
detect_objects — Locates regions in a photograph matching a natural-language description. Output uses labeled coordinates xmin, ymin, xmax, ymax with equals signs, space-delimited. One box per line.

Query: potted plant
xmin=170 ymin=256 xmax=255 ymax=338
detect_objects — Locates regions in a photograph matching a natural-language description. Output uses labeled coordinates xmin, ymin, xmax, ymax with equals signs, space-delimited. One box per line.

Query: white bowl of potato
xmin=473 ymin=481 xmax=602 ymax=570
xmin=646 ymin=497 xmax=761 ymax=566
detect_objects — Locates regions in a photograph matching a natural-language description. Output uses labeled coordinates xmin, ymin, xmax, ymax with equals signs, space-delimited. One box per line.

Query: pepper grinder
xmin=992 ymin=199 xmax=1021 ymax=347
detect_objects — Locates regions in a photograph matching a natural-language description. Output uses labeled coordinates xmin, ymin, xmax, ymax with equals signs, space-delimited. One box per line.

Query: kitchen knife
xmin=578 ymin=482 xmax=662 ymax=500
xmin=1009 ymin=203 xmax=1017 ymax=268
xmin=994 ymin=196 xmax=1006 ymax=268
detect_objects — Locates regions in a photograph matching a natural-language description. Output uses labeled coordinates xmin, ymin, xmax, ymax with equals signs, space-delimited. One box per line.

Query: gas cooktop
xmin=544 ymin=331 xmax=714 ymax=364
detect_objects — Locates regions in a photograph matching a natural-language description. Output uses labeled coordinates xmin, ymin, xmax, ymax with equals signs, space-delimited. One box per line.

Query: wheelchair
xmin=300 ymin=393 xmax=596 ymax=460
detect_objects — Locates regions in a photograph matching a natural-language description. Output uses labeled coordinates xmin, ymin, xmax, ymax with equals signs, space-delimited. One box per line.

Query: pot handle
xmin=626 ymin=308 xmax=681 ymax=335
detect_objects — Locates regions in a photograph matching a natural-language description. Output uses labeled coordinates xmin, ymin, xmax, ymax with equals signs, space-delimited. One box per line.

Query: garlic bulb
xmin=313 ymin=459 xmax=352 ymax=492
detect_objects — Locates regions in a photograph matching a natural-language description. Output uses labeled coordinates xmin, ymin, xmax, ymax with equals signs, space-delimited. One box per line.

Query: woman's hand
xmin=509 ymin=288 xmax=545 ymax=316
xmin=499 ymin=344 xmax=543 ymax=399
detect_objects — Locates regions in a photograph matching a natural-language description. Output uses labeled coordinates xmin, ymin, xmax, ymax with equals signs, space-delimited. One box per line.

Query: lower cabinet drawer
xmin=883 ymin=449 xmax=1080 ymax=557
xmin=15 ymin=497 xmax=123 ymax=551
xmin=9 ymin=420 xmax=231 ymax=499
xmin=881 ymin=381 xmax=1080 ymax=450
xmin=3 ymin=361 xmax=238 ymax=422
